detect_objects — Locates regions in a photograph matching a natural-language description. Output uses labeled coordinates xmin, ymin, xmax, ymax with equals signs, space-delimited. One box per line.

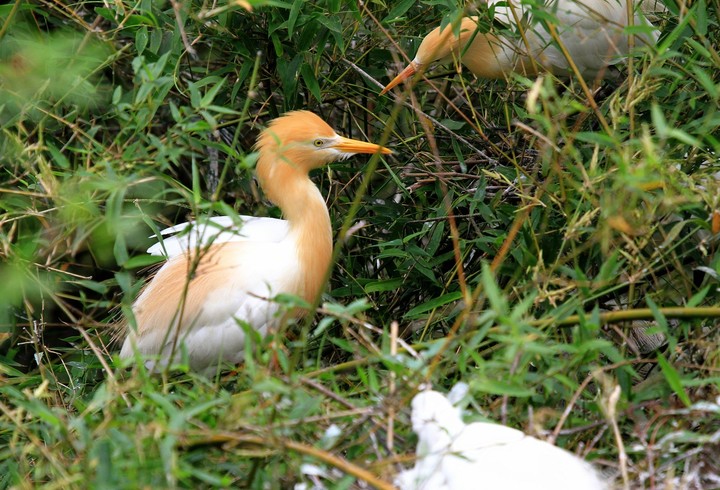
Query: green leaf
xmin=113 ymin=234 xmax=129 ymax=266
xmin=659 ymin=219 xmax=688 ymax=250
xmin=687 ymin=285 xmax=710 ymax=307
xmin=125 ymin=14 xmax=158 ymax=27
xmin=199 ymin=78 xmax=227 ymax=108
xmin=382 ymin=0 xmax=416 ymax=24
xmin=364 ymin=278 xmax=403 ymax=293
xmin=646 ymin=296 xmax=668 ymax=331
xmin=46 ymin=143 xmax=70 ymax=169
xmin=597 ymin=251 xmax=621 ymax=284
xmin=691 ymin=65 xmax=718 ymax=98
xmin=70 ymin=279 xmax=110 ymax=294
xmin=287 ymin=0 xmax=303 ymax=39
xmin=94 ymin=7 xmax=117 ymax=22
xmin=657 ymin=353 xmax=691 ymax=407
xmin=136 ymin=26 xmax=148 ymax=55
xmin=123 ymin=254 xmax=166 ymax=269
xmin=472 ymin=379 xmax=535 ymax=397
xmin=574 ymin=132 xmax=616 ymax=146
xmin=694 ymin=0 xmax=708 ymax=36
xmin=404 ymin=291 xmax=463 ymax=319
xmin=300 ymin=64 xmax=322 ymax=103
xmin=482 ymin=263 xmax=505 ymax=313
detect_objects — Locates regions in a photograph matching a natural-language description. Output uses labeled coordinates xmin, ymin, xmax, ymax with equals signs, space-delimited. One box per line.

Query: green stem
xmin=535 ymin=306 xmax=720 ymax=327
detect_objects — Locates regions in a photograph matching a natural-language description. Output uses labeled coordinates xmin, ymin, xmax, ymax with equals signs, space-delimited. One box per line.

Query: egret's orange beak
xmin=380 ymin=62 xmax=419 ymax=95
xmin=332 ymin=137 xmax=392 ymax=155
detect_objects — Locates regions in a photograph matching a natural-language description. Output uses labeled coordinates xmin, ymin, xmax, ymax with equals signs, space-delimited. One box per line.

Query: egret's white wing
xmin=122 ymin=238 xmax=301 ymax=374
xmin=147 ymin=215 xmax=290 ymax=257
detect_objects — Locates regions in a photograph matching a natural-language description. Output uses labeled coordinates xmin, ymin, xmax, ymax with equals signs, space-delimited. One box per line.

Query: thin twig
xmin=491 ymin=205 xmax=533 ymax=272
xmin=76 ymin=326 xmax=131 ymax=408
xmin=170 ymin=0 xmax=197 ymax=58
xmin=299 ymin=377 xmax=357 ymax=410
xmin=606 ymin=385 xmax=630 ymax=490
xmin=344 ymin=60 xmax=496 ymax=162
xmin=182 ymin=431 xmax=397 ymax=490
xmin=388 ymin=321 xmax=398 ymax=452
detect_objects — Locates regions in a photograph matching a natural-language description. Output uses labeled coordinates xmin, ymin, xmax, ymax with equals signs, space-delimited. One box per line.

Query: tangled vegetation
xmin=0 ymin=0 xmax=718 ymax=488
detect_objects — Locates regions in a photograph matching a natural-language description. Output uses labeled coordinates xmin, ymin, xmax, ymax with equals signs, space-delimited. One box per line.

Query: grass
xmin=1 ymin=0 xmax=719 ymax=488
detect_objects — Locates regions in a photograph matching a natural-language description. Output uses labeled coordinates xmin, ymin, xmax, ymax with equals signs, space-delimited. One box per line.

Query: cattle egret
xmin=396 ymin=384 xmax=607 ymax=490
xmin=380 ymin=0 xmax=659 ymax=95
xmin=120 ymin=111 xmax=391 ymax=374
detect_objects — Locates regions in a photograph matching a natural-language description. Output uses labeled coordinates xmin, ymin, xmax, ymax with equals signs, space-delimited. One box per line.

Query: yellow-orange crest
xmin=256 ymin=111 xmax=335 ymax=152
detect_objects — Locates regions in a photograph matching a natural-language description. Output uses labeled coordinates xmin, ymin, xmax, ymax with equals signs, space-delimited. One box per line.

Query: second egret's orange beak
xmin=380 ymin=61 xmax=419 ymax=95
xmin=332 ymin=136 xmax=392 ymax=155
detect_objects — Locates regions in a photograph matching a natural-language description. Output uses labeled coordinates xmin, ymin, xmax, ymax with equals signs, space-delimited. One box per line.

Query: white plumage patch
xmin=396 ymin=384 xmax=607 ymax=490
xmin=147 ymin=215 xmax=290 ymax=257
xmin=492 ymin=0 xmax=659 ymax=76
xmin=121 ymin=237 xmax=302 ymax=375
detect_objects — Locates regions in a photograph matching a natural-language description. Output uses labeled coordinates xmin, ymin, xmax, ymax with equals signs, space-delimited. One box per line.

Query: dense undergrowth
xmin=1 ymin=0 xmax=719 ymax=488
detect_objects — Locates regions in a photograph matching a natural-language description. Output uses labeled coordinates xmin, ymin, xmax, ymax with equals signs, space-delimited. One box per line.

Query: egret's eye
xmin=313 ymin=139 xmax=324 ymax=147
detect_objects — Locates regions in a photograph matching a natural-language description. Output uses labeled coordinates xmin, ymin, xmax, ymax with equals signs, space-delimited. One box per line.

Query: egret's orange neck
xmin=420 ymin=17 xmax=535 ymax=79
xmin=256 ymin=150 xmax=333 ymax=304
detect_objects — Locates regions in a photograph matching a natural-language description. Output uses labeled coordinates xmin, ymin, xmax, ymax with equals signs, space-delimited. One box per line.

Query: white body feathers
xmin=146 ymin=215 xmax=290 ymax=258
xmin=480 ymin=0 xmax=659 ymax=78
xmin=120 ymin=216 xmax=302 ymax=374
xmin=396 ymin=385 xmax=607 ymax=490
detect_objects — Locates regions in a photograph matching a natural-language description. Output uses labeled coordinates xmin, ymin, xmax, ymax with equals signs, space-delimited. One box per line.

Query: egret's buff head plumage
xmin=255 ymin=110 xmax=390 ymax=206
xmin=255 ymin=111 xmax=337 ymax=173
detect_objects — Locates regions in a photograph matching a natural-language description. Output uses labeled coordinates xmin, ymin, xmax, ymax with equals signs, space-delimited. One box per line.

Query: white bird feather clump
xmin=396 ymin=384 xmax=607 ymax=490
xmin=146 ymin=215 xmax=290 ymax=258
